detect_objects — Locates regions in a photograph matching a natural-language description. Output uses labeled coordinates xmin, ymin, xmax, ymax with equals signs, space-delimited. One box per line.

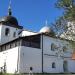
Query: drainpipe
xmin=17 ymin=40 xmax=21 ymax=73
xmin=41 ymin=33 xmax=43 ymax=73
xmin=17 ymin=47 xmax=19 ymax=73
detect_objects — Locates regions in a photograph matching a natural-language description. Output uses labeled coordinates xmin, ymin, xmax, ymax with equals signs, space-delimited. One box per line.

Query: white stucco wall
xmin=43 ymin=56 xmax=63 ymax=73
xmin=0 ymin=25 xmax=22 ymax=45
xmin=68 ymin=59 xmax=75 ymax=73
xmin=0 ymin=25 xmax=2 ymax=44
xmin=19 ymin=46 xmax=42 ymax=73
xmin=42 ymin=35 xmax=75 ymax=73
xmin=43 ymin=35 xmax=72 ymax=55
xmin=0 ymin=33 xmax=75 ymax=73
xmin=0 ymin=47 xmax=19 ymax=73
xmin=42 ymin=35 xmax=63 ymax=73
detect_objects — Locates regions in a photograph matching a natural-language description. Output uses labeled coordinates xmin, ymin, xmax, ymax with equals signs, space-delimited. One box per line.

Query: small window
xmin=51 ymin=43 xmax=55 ymax=51
xmin=30 ymin=67 xmax=33 ymax=71
xmin=63 ymin=61 xmax=68 ymax=72
xmin=5 ymin=28 xmax=10 ymax=36
xmin=52 ymin=62 xmax=56 ymax=68
xmin=13 ymin=32 xmax=16 ymax=37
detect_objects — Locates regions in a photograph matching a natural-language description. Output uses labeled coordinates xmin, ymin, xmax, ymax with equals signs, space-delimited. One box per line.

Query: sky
xmin=0 ymin=0 xmax=64 ymax=32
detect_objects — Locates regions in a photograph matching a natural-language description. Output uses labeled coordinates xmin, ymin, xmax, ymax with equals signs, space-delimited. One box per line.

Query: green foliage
xmin=64 ymin=7 xmax=75 ymax=21
xmin=52 ymin=16 xmax=68 ymax=36
xmin=56 ymin=0 xmax=72 ymax=9
xmin=52 ymin=0 xmax=75 ymax=38
xmin=56 ymin=0 xmax=75 ymax=21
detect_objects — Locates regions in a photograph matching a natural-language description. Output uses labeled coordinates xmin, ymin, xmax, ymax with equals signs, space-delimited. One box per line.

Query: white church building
xmin=0 ymin=1 xmax=75 ymax=74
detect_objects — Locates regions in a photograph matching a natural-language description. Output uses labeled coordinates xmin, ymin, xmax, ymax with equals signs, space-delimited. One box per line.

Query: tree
xmin=53 ymin=0 xmax=75 ymax=50
xmin=52 ymin=16 xmax=68 ymax=36
xmin=52 ymin=0 xmax=75 ymax=38
xmin=56 ymin=0 xmax=72 ymax=9
xmin=56 ymin=0 xmax=75 ymax=21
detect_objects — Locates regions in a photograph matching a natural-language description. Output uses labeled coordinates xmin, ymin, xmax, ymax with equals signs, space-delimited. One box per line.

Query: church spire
xmin=8 ymin=0 xmax=12 ymax=16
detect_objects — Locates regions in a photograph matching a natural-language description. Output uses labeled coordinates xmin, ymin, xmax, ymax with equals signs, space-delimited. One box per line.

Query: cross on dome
xmin=8 ymin=0 xmax=12 ymax=16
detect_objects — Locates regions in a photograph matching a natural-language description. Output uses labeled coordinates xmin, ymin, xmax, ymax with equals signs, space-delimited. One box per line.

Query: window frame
xmin=5 ymin=28 xmax=10 ymax=36
xmin=51 ymin=43 xmax=55 ymax=51
xmin=52 ymin=62 xmax=56 ymax=68
xmin=13 ymin=32 xmax=16 ymax=37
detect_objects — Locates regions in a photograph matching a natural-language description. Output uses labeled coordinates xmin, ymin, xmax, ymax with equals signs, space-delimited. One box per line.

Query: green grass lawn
xmin=0 ymin=73 xmax=75 ymax=75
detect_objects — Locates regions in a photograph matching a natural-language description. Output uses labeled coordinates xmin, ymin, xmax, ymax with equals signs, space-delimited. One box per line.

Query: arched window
xmin=52 ymin=62 xmax=56 ymax=68
xmin=30 ymin=67 xmax=33 ymax=71
xmin=5 ymin=28 xmax=10 ymax=36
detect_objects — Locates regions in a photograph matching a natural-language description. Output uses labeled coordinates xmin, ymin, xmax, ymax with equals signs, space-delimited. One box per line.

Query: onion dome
xmin=0 ymin=0 xmax=23 ymax=29
xmin=0 ymin=15 xmax=18 ymax=25
xmin=40 ymin=20 xmax=54 ymax=33
xmin=0 ymin=0 xmax=18 ymax=25
xmin=40 ymin=26 xmax=51 ymax=33
xmin=39 ymin=26 xmax=55 ymax=36
xmin=39 ymin=20 xmax=55 ymax=36
xmin=0 ymin=15 xmax=23 ymax=29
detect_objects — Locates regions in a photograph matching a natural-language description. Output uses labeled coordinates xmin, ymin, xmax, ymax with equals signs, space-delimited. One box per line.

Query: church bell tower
xmin=0 ymin=0 xmax=23 ymax=45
